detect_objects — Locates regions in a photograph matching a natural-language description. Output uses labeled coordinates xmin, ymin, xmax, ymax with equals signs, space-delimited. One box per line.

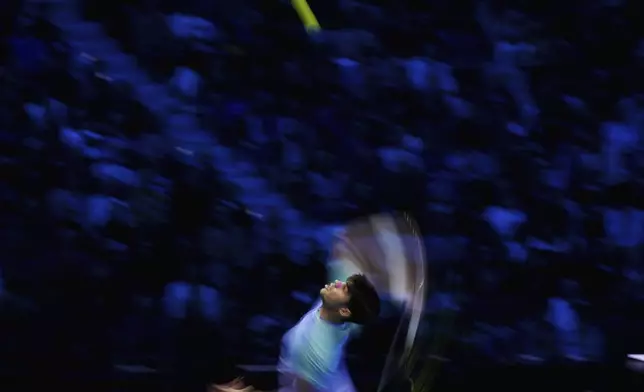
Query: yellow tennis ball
xmin=291 ymin=0 xmax=321 ymax=33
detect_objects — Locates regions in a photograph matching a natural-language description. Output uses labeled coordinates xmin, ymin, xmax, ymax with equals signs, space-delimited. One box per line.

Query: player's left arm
xmin=328 ymin=235 xmax=388 ymax=289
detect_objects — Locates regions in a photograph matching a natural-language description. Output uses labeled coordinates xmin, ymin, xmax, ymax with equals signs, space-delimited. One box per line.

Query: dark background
xmin=1 ymin=0 xmax=643 ymax=390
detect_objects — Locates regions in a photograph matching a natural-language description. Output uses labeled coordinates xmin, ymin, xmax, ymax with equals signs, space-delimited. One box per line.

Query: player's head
xmin=320 ymin=274 xmax=380 ymax=325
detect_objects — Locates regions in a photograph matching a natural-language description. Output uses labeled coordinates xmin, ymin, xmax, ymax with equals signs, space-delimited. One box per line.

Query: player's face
xmin=320 ymin=280 xmax=350 ymax=308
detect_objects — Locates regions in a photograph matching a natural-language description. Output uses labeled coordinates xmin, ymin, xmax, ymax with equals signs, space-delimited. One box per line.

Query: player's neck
xmin=318 ymin=306 xmax=344 ymax=324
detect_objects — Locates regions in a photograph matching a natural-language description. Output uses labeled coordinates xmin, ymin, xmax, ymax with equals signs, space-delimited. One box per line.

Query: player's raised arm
xmin=328 ymin=213 xmax=424 ymax=308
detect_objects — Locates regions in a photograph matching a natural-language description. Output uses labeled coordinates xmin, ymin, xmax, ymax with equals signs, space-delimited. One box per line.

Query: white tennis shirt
xmin=277 ymin=261 xmax=360 ymax=392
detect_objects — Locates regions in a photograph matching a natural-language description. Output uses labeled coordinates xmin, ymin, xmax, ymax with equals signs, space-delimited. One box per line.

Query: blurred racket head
xmin=330 ymin=212 xmax=428 ymax=391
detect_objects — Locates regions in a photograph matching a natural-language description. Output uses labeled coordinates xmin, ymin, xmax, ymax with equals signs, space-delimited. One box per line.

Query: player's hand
xmin=210 ymin=378 xmax=255 ymax=392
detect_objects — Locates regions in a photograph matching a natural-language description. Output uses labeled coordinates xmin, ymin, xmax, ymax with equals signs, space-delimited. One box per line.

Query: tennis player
xmin=214 ymin=213 xmax=424 ymax=392
xmin=214 ymin=258 xmax=380 ymax=392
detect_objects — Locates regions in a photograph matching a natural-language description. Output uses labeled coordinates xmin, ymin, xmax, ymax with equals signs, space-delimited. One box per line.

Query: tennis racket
xmin=330 ymin=212 xmax=428 ymax=391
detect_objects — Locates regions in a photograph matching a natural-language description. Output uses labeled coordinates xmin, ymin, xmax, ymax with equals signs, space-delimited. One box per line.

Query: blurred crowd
xmin=1 ymin=0 xmax=644 ymax=390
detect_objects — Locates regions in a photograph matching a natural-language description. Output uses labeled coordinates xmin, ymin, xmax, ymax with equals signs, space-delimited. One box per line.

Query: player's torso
xmin=278 ymin=305 xmax=353 ymax=389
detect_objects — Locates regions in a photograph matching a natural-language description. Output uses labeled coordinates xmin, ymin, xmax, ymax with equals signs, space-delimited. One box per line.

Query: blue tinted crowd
xmin=1 ymin=0 xmax=644 ymax=390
